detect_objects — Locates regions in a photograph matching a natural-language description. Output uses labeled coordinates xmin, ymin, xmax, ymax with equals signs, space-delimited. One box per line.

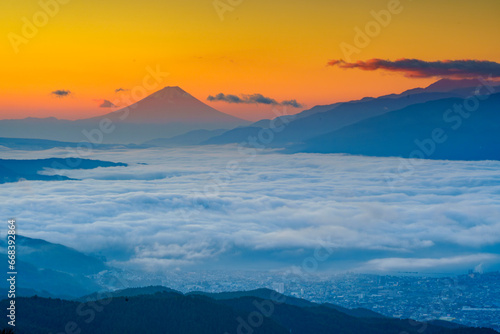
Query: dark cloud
xmin=246 ymin=94 xmax=278 ymax=105
xmin=51 ymin=90 xmax=71 ymax=98
xmin=207 ymin=93 xmax=243 ymax=103
xmin=99 ymin=99 xmax=118 ymax=108
xmin=281 ymin=99 xmax=303 ymax=108
xmin=328 ymin=58 xmax=500 ymax=79
xmin=115 ymin=88 xmax=129 ymax=93
xmin=207 ymin=93 xmax=302 ymax=108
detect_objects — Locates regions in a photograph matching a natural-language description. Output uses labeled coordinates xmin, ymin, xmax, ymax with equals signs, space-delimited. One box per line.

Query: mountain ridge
xmin=296 ymin=92 xmax=500 ymax=160
xmin=0 ymin=87 xmax=249 ymax=144
xmin=3 ymin=292 xmax=497 ymax=334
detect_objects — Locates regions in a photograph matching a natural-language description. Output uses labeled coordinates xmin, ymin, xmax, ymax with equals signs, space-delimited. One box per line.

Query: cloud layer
xmin=328 ymin=58 xmax=500 ymax=79
xmin=0 ymin=147 xmax=499 ymax=274
xmin=207 ymin=93 xmax=303 ymax=108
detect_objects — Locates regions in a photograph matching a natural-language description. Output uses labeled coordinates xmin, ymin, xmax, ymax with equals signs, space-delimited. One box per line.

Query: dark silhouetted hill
xmin=0 ymin=157 xmax=126 ymax=183
xmin=1 ymin=289 xmax=497 ymax=333
xmin=0 ymin=235 xmax=107 ymax=298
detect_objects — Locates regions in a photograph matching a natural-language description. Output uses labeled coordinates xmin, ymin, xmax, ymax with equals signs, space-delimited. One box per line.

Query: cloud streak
xmin=208 ymin=93 xmax=303 ymax=108
xmin=359 ymin=254 xmax=499 ymax=272
xmin=51 ymin=89 xmax=71 ymax=98
xmin=281 ymin=99 xmax=303 ymax=108
xmin=328 ymin=58 xmax=500 ymax=79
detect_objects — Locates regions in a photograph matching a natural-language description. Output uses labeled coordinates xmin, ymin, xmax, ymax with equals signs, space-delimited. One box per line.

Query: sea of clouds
xmin=0 ymin=146 xmax=499 ymax=274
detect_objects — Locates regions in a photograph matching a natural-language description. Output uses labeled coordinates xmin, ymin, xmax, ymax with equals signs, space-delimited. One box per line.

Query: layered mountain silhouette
xmin=2 ymin=237 xmax=498 ymax=333
xmin=0 ymin=87 xmax=248 ymax=144
xmin=2 ymin=287 xmax=498 ymax=334
xmin=412 ymin=78 xmax=494 ymax=93
xmin=188 ymin=288 xmax=385 ymax=318
xmin=201 ymin=79 xmax=499 ymax=147
xmin=296 ymin=92 xmax=500 ymax=160
xmin=1 ymin=79 xmax=498 ymax=160
xmin=0 ymin=235 xmax=108 ymax=298
xmin=0 ymin=137 xmax=148 ymax=150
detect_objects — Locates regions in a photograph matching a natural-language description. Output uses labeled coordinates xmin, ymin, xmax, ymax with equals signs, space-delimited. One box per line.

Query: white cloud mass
xmin=0 ymin=146 xmax=499 ymax=273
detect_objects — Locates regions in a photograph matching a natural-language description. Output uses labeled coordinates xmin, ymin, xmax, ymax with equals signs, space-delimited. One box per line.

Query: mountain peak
xmin=159 ymin=86 xmax=186 ymax=92
xmin=425 ymin=78 xmax=486 ymax=92
xmin=86 ymin=86 xmax=246 ymax=125
xmin=149 ymin=86 xmax=192 ymax=99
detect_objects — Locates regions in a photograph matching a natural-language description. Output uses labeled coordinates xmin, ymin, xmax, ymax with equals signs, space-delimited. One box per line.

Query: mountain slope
xmin=0 ymin=294 xmax=288 ymax=334
xmin=297 ymin=92 xmax=500 ymax=160
xmin=0 ymin=87 xmax=248 ymax=144
xmin=2 ymin=293 xmax=497 ymax=334
xmin=84 ymin=86 xmax=246 ymax=125
xmin=189 ymin=288 xmax=315 ymax=307
xmin=0 ymin=235 xmax=107 ymax=298
xmin=191 ymin=288 xmax=387 ymax=318
xmin=220 ymin=296 xmax=467 ymax=334
xmin=203 ymin=90 xmax=472 ymax=146
xmin=323 ymin=303 xmax=387 ymax=318
xmin=202 ymin=79 xmax=499 ymax=147
xmin=77 ymin=286 xmax=183 ymax=302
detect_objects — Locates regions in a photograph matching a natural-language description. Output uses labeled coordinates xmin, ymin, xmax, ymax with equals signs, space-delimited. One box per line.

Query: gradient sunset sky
xmin=1 ymin=0 xmax=499 ymax=121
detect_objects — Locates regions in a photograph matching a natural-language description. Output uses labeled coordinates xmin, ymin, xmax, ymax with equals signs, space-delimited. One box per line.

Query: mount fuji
xmin=0 ymin=87 xmax=248 ymax=144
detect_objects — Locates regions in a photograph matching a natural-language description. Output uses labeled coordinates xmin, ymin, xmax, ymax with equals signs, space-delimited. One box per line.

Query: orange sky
xmin=1 ymin=0 xmax=499 ymax=121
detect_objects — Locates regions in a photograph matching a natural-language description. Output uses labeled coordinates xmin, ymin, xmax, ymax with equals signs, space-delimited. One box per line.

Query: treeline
xmin=0 ymin=291 xmax=498 ymax=334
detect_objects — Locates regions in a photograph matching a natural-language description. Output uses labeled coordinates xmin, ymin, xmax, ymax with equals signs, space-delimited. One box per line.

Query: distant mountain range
xmin=201 ymin=79 xmax=499 ymax=147
xmin=295 ymin=92 xmax=500 ymax=160
xmin=197 ymin=79 xmax=500 ymax=160
xmin=0 ymin=79 xmax=498 ymax=160
xmin=0 ymin=87 xmax=248 ymax=144
xmin=203 ymin=90 xmax=459 ymax=145
xmin=0 ymin=137 xmax=148 ymax=150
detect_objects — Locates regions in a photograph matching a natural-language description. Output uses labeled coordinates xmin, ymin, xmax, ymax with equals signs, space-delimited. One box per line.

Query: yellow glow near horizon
xmin=0 ymin=0 xmax=499 ymax=120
